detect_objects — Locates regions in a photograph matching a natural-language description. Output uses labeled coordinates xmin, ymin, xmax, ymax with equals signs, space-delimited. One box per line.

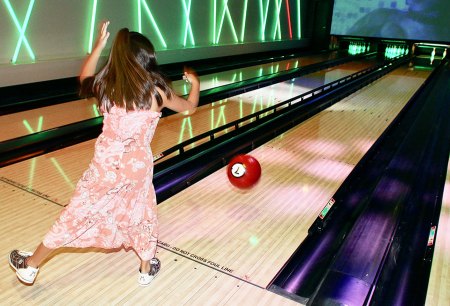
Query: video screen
xmin=330 ymin=0 xmax=450 ymax=43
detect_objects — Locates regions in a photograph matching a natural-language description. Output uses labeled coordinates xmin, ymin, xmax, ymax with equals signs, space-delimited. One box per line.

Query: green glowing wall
xmin=1 ymin=0 xmax=310 ymax=86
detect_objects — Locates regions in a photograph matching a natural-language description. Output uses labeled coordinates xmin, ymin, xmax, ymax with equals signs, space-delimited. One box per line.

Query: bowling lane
xmin=0 ymin=63 xmax=431 ymax=288
xmin=0 ymin=181 xmax=299 ymax=305
xmin=0 ymin=58 xmax=380 ymax=203
xmin=151 ymin=58 xmax=381 ymax=161
xmin=155 ymin=66 xmax=431 ymax=287
xmin=0 ymin=51 xmax=341 ymax=142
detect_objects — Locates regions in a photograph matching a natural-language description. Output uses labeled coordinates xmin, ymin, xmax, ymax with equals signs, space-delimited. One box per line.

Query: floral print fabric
xmin=43 ymin=106 xmax=160 ymax=260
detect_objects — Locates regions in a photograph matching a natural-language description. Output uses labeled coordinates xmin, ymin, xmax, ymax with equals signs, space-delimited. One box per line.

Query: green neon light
xmin=88 ymin=0 xmax=98 ymax=53
xmin=251 ymin=96 xmax=263 ymax=115
xmin=210 ymin=102 xmax=227 ymax=129
xmin=239 ymin=97 xmax=243 ymax=118
xmin=138 ymin=0 xmax=142 ymax=32
xmin=273 ymin=0 xmax=282 ymax=40
xmin=37 ymin=115 xmax=43 ymax=131
xmin=225 ymin=2 xmax=238 ymax=43
xmin=216 ymin=0 xmax=226 ymax=44
xmin=213 ymin=0 xmax=216 ymax=44
xmin=92 ymin=104 xmax=99 ymax=116
xmin=50 ymin=158 xmax=75 ymax=189
xmin=139 ymin=0 xmax=167 ymax=48
xmin=23 ymin=120 xmax=34 ymax=133
xmin=240 ymin=0 xmax=248 ymax=42
xmin=297 ymin=0 xmax=301 ymax=38
xmin=211 ymin=105 xmax=227 ymax=129
xmin=182 ymin=0 xmax=195 ymax=46
xmin=4 ymin=0 xmax=36 ymax=63
xmin=22 ymin=116 xmax=43 ymax=134
xmin=259 ymin=0 xmax=270 ymax=41
xmin=179 ymin=117 xmax=193 ymax=144
xmin=216 ymin=0 xmax=238 ymax=44
xmin=210 ymin=105 xmax=214 ymax=128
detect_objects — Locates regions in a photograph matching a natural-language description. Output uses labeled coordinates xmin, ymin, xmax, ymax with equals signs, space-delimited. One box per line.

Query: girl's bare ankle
xmin=140 ymin=261 xmax=150 ymax=273
xmin=26 ymin=257 xmax=38 ymax=269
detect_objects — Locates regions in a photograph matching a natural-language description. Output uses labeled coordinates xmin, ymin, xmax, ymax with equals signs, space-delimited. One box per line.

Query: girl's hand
xmin=183 ymin=67 xmax=200 ymax=87
xmin=94 ymin=21 xmax=110 ymax=52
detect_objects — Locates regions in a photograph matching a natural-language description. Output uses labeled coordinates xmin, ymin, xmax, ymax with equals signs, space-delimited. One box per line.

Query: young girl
xmin=9 ymin=21 xmax=200 ymax=286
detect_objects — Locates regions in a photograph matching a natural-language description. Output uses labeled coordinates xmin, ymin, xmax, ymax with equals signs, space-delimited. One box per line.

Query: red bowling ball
xmin=227 ymin=154 xmax=261 ymax=189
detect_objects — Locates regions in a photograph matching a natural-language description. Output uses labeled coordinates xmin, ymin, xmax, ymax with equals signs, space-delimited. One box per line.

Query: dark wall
xmin=308 ymin=0 xmax=334 ymax=51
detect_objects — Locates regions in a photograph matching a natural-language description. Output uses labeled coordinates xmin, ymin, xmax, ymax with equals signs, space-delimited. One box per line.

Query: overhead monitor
xmin=330 ymin=0 xmax=450 ymax=43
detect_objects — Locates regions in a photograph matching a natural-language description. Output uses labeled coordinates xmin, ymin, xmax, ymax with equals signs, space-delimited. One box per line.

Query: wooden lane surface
xmin=426 ymin=159 xmax=450 ymax=306
xmin=0 ymin=60 xmax=378 ymax=204
xmin=156 ymin=67 xmax=431 ymax=287
xmin=0 ymin=182 xmax=300 ymax=305
xmin=0 ymin=53 xmax=336 ymax=142
xmin=0 ymin=66 xmax=430 ymax=297
xmin=0 ymin=67 xmax=430 ymax=304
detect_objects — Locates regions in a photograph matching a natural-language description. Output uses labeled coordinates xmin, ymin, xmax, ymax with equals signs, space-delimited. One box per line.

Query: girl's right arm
xmin=79 ymin=21 xmax=110 ymax=83
xmin=162 ymin=69 xmax=200 ymax=114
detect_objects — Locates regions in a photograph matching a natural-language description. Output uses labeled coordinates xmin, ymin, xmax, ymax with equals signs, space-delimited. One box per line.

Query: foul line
xmin=157 ymin=242 xmax=265 ymax=289
xmin=0 ymin=176 xmax=65 ymax=207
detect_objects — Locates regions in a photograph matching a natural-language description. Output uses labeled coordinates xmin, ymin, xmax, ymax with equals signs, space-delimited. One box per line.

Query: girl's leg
xmin=27 ymin=243 xmax=54 ymax=268
xmin=140 ymin=260 xmax=150 ymax=273
xmin=138 ymin=257 xmax=160 ymax=286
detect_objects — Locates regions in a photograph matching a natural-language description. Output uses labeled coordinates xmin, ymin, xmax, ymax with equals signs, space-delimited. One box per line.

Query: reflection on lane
xmin=152 ymin=59 xmax=378 ymax=161
xmin=1 ymin=52 xmax=340 ymax=142
xmin=0 ymin=59 xmax=379 ymax=198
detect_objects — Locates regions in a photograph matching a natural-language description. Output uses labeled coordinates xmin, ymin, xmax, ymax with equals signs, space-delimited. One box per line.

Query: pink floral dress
xmin=43 ymin=106 xmax=161 ymax=260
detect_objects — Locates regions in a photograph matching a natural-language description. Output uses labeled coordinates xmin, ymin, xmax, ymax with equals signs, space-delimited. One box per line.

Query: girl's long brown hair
xmin=81 ymin=28 xmax=172 ymax=112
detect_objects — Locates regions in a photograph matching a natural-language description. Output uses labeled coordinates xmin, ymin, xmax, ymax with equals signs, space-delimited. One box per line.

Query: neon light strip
xmin=240 ymin=0 xmax=248 ymax=42
xmin=215 ymin=0 xmax=227 ymax=44
xmin=50 ymin=158 xmax=75 ymax=189
xmin=179 ymin=117 xmax=193 ymax=144
xmin=211 ymin=104 xmax=214 ymax=129
xmin=273 ymin=0 xmax=283 ymax=40
xmin=140 ymin=0 xmax=167 ymax=48
xmin=213 ymin=0 xmax=216 ymax=44
xmin=4 ymin=0 xmax=36 ymax=63
xmin=23 ymin=120 xmax=34 ymax=134
xmin=259 ymin=0 xmax=270 ymax=41
xmin=22 ymin=116 xmax=43 ymax=134
xmin=37 ymin=115 xmax=43 ymax=131
xmin=182 ymin=0 xmax=195 ymax=46
xmin=138 ymin=0 xmax=142 ymax=32
xmin=88 ymin=0 xmax=98 ymax=53
xmin=239 ymin=98 xmax=243 ymax=119
xmin=92 ymin=104 xmax=100 ymax=116
xmin=216 ymin=0 xmax=238 ymax=44
xmin=224 ymin=3 xmax=238 ymax=42
xmin=297 ymin=0 xmax=301 ymax=38
xmin=216 ymin=105 xmax=227 ymax=129
xmin=285 ymin=0 xmax=293 ymax=39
